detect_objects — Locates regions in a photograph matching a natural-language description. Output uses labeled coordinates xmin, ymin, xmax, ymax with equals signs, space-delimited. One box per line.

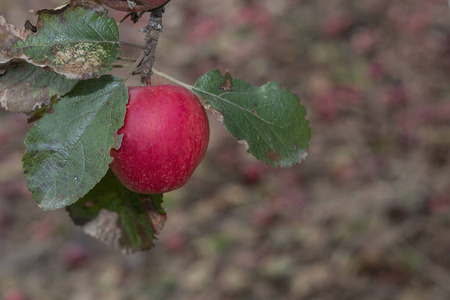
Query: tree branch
xmin=132 ymin=7 xmax=165 ymax=86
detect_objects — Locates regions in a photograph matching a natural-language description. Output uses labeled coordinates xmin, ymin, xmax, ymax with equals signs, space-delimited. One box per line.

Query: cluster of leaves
xmin=0 ymin=1 xmax=310 ymax=253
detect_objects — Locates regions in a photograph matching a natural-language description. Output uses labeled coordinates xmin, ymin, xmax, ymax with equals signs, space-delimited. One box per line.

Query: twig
xmin=133 ymin=7 xmax=165 ymax=85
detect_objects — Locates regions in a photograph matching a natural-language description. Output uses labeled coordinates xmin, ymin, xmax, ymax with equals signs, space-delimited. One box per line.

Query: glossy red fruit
xmin=109 ymin=85 xmax=209 ymax=194
xmin=101 ymin=0 xmax=170 ymax=12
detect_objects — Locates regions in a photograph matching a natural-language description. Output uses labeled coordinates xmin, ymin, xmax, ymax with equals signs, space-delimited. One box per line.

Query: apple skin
xmin=101 ymin=0 xmax=170 ymax=12
xmin=109 ymin=85 xmax=209 ymax=194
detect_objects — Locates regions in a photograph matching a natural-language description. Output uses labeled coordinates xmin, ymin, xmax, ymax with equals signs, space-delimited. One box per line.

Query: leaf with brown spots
xmin=0 ymin=62 xmax=78 ymax=113
xmin=0 ymin=16 xmax=32 ymax=65
xmin=1 ymin=4 xmax=120 ymax=80
xmin=67 ymin=170 xmax=166 ymax=254
xmin=194 ymin=70 xmax=311 ymax=167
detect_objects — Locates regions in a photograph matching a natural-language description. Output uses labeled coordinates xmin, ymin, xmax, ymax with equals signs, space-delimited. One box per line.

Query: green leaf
xmin=12 ymin=6 xmax=121 ymax=79
xmin=67 ymin=169 xmax=167 ymax=254
xmin=194 ymin=70 xmax=311 ymax=167
xmin=0 ymin=62 xmax=78 ymax=113
xmin=23 ymin=75 xmax=128 ymax=210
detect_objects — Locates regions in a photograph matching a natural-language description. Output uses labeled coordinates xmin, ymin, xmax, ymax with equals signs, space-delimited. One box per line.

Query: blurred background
xmin=1 ymin=0 xmax=450 ymax=299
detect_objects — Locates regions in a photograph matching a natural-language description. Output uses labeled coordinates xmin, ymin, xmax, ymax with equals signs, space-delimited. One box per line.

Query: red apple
xmin=101 ymin=0 xmax=170 ymax=12
xmin=109 ymin=85 xmax=209 ymax=194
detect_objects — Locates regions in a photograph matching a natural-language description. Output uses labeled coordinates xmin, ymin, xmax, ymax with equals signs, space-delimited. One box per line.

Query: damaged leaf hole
xmin=218 ymin=70 xmax=233 ymax=91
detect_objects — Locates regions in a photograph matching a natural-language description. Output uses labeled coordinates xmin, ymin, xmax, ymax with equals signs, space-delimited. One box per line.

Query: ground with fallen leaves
xmin=1 ymin=0 xmax=450 ymax=299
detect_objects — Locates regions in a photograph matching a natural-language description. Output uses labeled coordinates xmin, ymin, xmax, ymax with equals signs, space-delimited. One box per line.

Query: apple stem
xmin=152 ymin=68 xmax=211 ymax=107
xmin=152 ymin=68 xmax=194 ymax=90
xmin=132 ymin=7 xmax=165 ymax=86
